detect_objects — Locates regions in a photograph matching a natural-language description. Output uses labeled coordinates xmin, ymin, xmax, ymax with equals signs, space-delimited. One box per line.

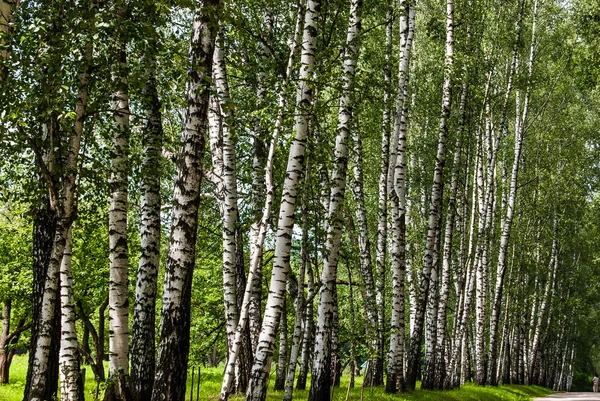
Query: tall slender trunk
xmin=218 ymin=3 xmax=305 ymax=400
xmin=283 ymin=184 xmax=309 ymax=401
xmin=106 ymin=12 xmax=131 ymax=398
xmin=247 ymin=10 xmax=273 ymax=353
xmin=59 ymin=229 xmax=82 ymax=401
xmin=420 ymin=0 xmax=455 ymax=388
xmin=245 ymin=1 xmax=320 ymax=399
xmin=131 ymin=7 xmax=163 ymax=399
xmin=487 ymin=0 xmax=537 ymax=384
xmin=0 ymin=300 xmax=11 ymax=385
xmin=386 ymin=0 xmax=415 ymax=392
xmin=529 ymin=222 xmax=558 ymax=384
xmin=373 ymin=8 xmax=393 ymax=387
xmin=308 ymin=1 xmax=362 ymax=399
xmin=351 ymin=70 xmax=381 ymax=389
xmin=207 ymin=32 xmax=251 ymax=394
xmin=151 ymin=2 xmax=218 ymax=400
xmin=434 ymin=81 xmax=467 ymax=391
xmin=406 ymin=0 xmax=453 ymax=386
xmin=274 ymin=297 xmax=288 ymax=391
xmin=296 ymin=254 xmax=315 ymax=391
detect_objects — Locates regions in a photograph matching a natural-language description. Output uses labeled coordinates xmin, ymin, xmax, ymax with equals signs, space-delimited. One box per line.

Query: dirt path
xmin=534 ymin=394 xmax=600 ymax=400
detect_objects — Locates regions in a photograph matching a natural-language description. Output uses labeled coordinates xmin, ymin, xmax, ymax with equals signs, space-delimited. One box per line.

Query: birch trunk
xmin=529 ymin=224 xmax=558 ymax=385
xmin=373 ymin=8 xmax=393 ymax=387
xmin=296 ymin=255 xmax=315 ymax=390
xmin=218 ymin=2 xmax=305 ymax=398
xmin=25 ymin=30 xmax=92 ymax=401
xmin=131 ymin=9 xmax=163 ymax=399
xmin=245 ymin=1 xmax=319 ymax=398
xmin=446 ymin=128 xmax=479 ymax=389
xmin=351 ymin=70 xmax=381 ymax=390
xmin=308 ymin=1 xmax=362 ymax=398
xmin=283 ymin=186 xmax=308 ymax=401
xmin=106 ymin=26 xmax=131 ymax=399
xmin=488 ymin=0 xmax=537 ymax=384
xmin=25 ymin=204 xmax=59 ymax=401
xmin=421 ymin=0 xmax=454 ymax=388
xmin=151 ymin=2 xmax=218 ymax=399
xmin=386 ymin=1 xmax=415 ymax=392
xmin=247 ymin=11 xmax=273 ymax=352
xmin=433 ymin=81 xmax=467 ymax=391
xmin=59 ymin=229 xmax=82 ymax=401
xmin=274 ymin=297 xmax=288 ymax=391
xmin=406 ymin=0 xmax=453 ymax=387
xmin=208 ymin=34 xmax=249 ymax=393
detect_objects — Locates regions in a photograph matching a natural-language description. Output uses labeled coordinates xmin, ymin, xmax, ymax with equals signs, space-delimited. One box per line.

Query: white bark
xmin=131 ymin=21 xmax=162 ymax=399
xmin=245 ymin=0 xmax=320 ymax=398
xmin=488 ymin=1 xmax=537 ymax=383
xmin=218 ymin=3 xmax=305 ymax=399
xmin=26 ymin=36 xmax=92 ymax=401
xmin=108 ymin=48 xmax=131 ymax=390
xmin=374 ymin=8 xmax=393 ymax=386
xmin=308 ymin=1 xmax=362 ymax=399
xmin=386 ymin=1 xmax=414 ymax=392
xmin=151 ymin=2 xmax=218 ymax=399
xmin=529 ymin=223 xmax=558 ymax=384
xmin=59 ymin=229 xmax=81 ymax=401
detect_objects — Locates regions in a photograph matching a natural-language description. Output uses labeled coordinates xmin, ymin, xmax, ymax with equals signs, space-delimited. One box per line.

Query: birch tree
xmin=420 ymin=0 xmax=455 ymax=388
xmin=24 ymin=9 xmax=94 ymax=399
xmin=309 ymin=0 xmax=362 ymax=398
xmin=217 ymin=2 xmax=305 ymax=398
xmin=245 ymin=0 xmax=320 ymax=398
xmin=487 ymin=0 xmax=537 ymax=384
xmin=58 ymin=230 xmax=82 ymax=401
xmin=0 ymin=0 xmax=18 ymax=83
xmin=386 ymin=0 xmax=415 ymax=392
xmin=131 ymin=4 xmax=163 ymax=399
xmin=150 ymin=1 xmax=219 ymax=399
xmin=106 ymin=4 xmax=131 ymax=398
xmin=373 ymin=7 xmax=393 ymax=387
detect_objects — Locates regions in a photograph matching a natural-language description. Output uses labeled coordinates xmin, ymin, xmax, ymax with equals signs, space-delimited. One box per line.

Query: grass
xmin=0 ymin=355 xmax=554 ymax=400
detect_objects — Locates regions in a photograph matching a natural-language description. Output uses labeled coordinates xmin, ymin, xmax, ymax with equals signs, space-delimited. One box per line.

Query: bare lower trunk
xmin=421 ymin=0 xmax=454 ymax=388
xmin=406 ymin=0 xmax=452 ymax=385
xmin=274 ymin=297 xmax=288 ymax=391
xmin=151 ymin=2 xmax=218 ymax=400
xmin=283 ymin=191 xmax=309 ymax=401
xmin=59 ymin=230 xmax=82 ymax=401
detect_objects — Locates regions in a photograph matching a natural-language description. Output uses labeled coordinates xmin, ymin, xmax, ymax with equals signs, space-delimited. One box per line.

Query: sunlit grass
xmin=0 ymin=355 xmax=554 ymax=400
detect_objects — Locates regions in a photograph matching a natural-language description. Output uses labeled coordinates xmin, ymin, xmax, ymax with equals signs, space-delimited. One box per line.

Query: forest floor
xmin=0 ymin=354 xmax=554 ymax=400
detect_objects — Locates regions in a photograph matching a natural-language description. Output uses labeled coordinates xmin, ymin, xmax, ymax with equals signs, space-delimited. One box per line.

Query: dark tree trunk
xmin=234 ymin=226 xmax=252 ymax=394
xmin=150 ymin=1 xmax=218 ymax=399
xmin=131 ymin=11 xmax=163 ymax=398
xmin=24 ymin=205 xmax=60 ymax=401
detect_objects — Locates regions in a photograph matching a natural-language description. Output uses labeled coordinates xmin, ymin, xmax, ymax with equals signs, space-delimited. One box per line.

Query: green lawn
xmin=0 ymin=355 xmax=554 ymax=400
